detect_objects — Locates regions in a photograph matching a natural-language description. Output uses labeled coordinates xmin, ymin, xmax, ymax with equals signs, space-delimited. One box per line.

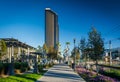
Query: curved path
xmin=36 ymin=64 xmax=85 ymax=82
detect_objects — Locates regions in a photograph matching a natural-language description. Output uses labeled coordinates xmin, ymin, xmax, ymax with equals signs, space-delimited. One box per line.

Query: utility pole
xmin=73 ymin=38 xmax=76 ymax=71
xmin=109 ymin=40 xmax=112 ymax=65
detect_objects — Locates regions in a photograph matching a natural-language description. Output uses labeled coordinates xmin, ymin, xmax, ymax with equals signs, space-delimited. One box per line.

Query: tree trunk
xmin=85 ymin=54 xmax=87 ymax=69
xmin=96 ymin=60 xmax=99 ymax=75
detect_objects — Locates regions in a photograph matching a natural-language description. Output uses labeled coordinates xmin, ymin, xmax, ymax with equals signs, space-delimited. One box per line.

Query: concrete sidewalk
xmin=36 ymin=64 xmax=85 ymax=82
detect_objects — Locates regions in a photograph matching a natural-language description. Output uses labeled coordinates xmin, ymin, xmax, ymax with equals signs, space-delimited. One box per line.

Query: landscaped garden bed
xmin=76 ymin=65 xmax=119 ymax=82
xmin=0 ymin=62 xmax=30 ymax=77
xmin=99 ymin=67 xmax=120 ymax=80
xmin=0 ymin=62 xmax=48 ymax=82
xmin=0 ymin=72 xmax=45 ymax=82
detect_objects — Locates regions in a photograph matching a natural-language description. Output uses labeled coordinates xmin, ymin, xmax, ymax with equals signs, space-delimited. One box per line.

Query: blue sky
xmin=0 ymin=0 xmax=120 ymax=51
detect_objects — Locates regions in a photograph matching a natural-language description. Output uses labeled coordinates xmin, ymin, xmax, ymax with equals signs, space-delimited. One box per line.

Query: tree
xmin=76 ymin=49 xmax=80 ymax=60
xmin=43 ymin=43 xmax=48 ymax=53
xmin=80 ymin=38 xmax=86 ymax=60
xmin=56 ymin=42 xmax=61 ymax=56
xmin=56 ymin=42 xmax=60 ymax=49
xmin=65 ymin=42 xmax=70 ymax=56
xmin=71 ymin=47 xmax=80 ymax=61
xmin=47 ymin=46 xmax=57 ymax=59
xmin=88 ymin=27 xmax=104 ymax=73
xmin=37 ymin=45 xmax=43 ymax=53
xmin=36 ymin=45 xmax=43 ymax=62
xmin=66 ymin=42 xmax=70 ymax=47
xmin=0 ymin=40 xmax=7 ymax=61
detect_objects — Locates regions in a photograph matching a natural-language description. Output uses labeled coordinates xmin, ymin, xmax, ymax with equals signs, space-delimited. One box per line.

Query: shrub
xmin=100 ymin=69 xmax=120 ymax=80
xmin=76 ymin=65 xmax=119 ymax=82
xmin=20 ymin=62 xmax=28 ymax=72
xmin=0 ymin=63 xmax=3 ymax=68
xmin=0 ymin=63 xmax=3 ymax=73
xmin=14 ymin=62 xmax=29 ymax=73
xmin=38 ymin=64 xmax=44 ymax=72
xmin=43 ymin=64 xmax=48 ymax=69
xmin=49 ymin=63 xmax=53 ymax=67
xmin=22 ymin=62 xmax=28 ymax=68
xmin=14 ymin=62 xmax=21 ymax=69
xmin=21 ymin=68 xmax=26 ymax=72
xmin=0 ymin=63 xmax=9 ymax=75
xmin=3 ymin=63 xmax=9 ymax=75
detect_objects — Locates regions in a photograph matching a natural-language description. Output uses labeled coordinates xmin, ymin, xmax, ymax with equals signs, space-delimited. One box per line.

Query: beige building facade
xmin=45 ymin=8 xmax=59 ymax=48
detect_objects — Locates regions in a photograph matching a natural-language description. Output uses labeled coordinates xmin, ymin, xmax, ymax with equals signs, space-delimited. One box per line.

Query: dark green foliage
xmin=3 ymin=63 xmax=9 ymax=75
xmin=14 ymin=62 xmax=21 ymax=69
xmin=21 ymin=68 xmax=26 ymax=72
xmin=80 ymin=38 xmax=86 ymax=59
xmin=0 ymin=63 xmax=9 ymax=75
xmin=88 ymin=27 xmax=104 ymax=61
xmin=87 ymin=27 xmax=104 ymax=74
xmin=0 ymin=63 xmax=3 ymax=70
xmin=14 ymin=62 xmax=28 ymax=72
xmin=0 ymin=63 xmax=4 ymax=74
xmin=38 ymin=64 xmax=44 ymax=72
xmin=22 ymin=62 xmax=28 ymax=68
xmin=100 ymin=69 xmax=120 ymax=80
xmin=71 ymin=48 xmax=80 ymax=60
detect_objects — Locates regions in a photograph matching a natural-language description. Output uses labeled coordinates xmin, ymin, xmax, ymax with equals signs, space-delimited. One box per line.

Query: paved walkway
xmin=36 ymin=64 xmax=85 ymax=82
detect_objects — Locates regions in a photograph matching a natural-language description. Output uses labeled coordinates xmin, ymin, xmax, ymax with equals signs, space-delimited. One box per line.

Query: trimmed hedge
xmin=38 ymin=64 xmax=44 ymax=72
xmin=0 ymin=63 xmax=9 ymax=75
xmin=0 ymin=62 xmax=29 ymax=76
xmin=14 ymin=62 xmax=21 ymax=69
xmin=14 ymin=62 xmax=29 ymax=72
xmin=100 ymin=69 xmax=120 ymax=80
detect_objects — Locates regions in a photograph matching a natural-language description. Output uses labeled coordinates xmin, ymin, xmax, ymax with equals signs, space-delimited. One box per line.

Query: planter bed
xmin=76 ymin=66 xmax=119 ymax=82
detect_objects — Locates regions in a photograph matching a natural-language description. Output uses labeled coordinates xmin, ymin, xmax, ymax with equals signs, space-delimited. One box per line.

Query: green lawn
xmin=0 ymin=72 xmax=45 ymax=82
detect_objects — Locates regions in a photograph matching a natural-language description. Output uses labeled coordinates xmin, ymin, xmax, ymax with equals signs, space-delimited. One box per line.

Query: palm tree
xmin=56 ymin=42 xmax=61 ymax=61
xmin=66 ymin=42 xmax=70 ymax=48
xmin=64 ymin=42 xmax=70 ymax=64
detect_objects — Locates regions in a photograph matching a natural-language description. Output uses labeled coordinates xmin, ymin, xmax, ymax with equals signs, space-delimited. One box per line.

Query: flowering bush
xmin=99 ymin=68 xmax=120 ymax=80
xmin=76 ymin=65 xmax=119 ymax=82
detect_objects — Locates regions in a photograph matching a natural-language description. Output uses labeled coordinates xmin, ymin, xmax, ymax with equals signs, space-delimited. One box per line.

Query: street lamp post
xmin=0 ymin=40 xmax=1 ymax=50
xmin=0 ymin=40 xmax=1 ymax=63
xmin=108 ymin=38 xmax=120 ymax=65
xmin=109 ymin=40 xmax=112 ymax=65
xmin=73 ymin=38 xmax=76 ymax=71
xmin=0 ymin=40 xmax=1 ymax=54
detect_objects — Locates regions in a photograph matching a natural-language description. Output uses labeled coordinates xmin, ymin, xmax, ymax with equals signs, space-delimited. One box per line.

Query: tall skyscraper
xmin=45 ymin=8 xmax=59 ymax=48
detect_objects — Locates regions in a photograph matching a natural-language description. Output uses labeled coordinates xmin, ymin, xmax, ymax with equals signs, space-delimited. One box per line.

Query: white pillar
xmin=26 ymin=49 xmax=27 ymax=55
xmin=27 ymin=48 xmax=29 ymax=55
xmin=27 ymin=47 xmax=29 ymax=64
xmin=7 ymin=47 xmax=9 ymax=60
xmin=18 ymin=47 xmax=21 ymax=57
xmin=9 ymin=47 xmax=11 ymax=63
xmin=12 ymin=46 xmax=14 ymax=57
